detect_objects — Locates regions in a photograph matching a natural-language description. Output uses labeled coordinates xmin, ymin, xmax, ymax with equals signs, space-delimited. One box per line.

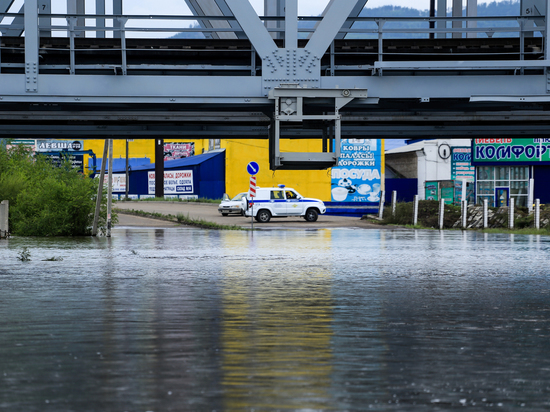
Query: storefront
xmin=471 ymin=138 xmax=550 ymax=207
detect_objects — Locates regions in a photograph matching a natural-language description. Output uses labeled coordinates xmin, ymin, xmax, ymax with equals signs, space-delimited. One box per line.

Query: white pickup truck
xmin=242 ymin=186 xmax=326 ymax=223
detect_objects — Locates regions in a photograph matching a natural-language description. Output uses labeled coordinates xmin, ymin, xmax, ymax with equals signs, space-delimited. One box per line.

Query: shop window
xmin=495 ymin=167 xmax=509 ymax=181
xmin=476 ymin=181 xmax=494 ymax=195
xmin=477 ymin=166 xmax=493 ymax=180
xmin=476 ymin=166 xmax=529 ymax=207
xmin=477 ymin=195 xmax=494 ymax=207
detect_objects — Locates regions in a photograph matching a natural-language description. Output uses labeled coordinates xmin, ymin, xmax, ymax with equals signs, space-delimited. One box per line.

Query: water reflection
xmin=220 ymin=231 xmax=333 ymax=410
xmin=1 ymin=228 xmax=550 ymax=410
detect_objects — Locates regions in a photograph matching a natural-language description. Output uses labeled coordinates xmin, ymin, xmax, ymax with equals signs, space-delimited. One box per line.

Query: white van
xmin=242 ymin=186 xmax=326 ymax=223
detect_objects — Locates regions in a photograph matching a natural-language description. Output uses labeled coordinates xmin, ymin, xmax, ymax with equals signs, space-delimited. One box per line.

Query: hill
xmin=172 ymin=1 xmax=522 ymax=39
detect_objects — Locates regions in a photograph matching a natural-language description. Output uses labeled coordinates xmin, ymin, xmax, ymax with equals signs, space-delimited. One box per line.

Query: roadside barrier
xmin=0 ymin=200 xmax=8 ymax=238
xmin=535 ymin=199 xmax=541 ymax=229
xmin=412 ymin=195 xmax=419 ymax=226
xmin=378 ymin=191 xmax=385 ymax=219
xmin=439 ymin=198 xmax=445 ymax=230
xmin=509 ymin=198 xmax=515 ymax=229
xmin=483 ymin=199 xmax=488 ymax=229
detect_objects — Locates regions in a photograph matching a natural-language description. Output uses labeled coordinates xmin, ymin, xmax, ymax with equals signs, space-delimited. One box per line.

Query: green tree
xmin=0 ymin=144 xmax=114 ymax=236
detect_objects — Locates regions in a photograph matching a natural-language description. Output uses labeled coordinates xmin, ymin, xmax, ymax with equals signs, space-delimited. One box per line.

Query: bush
xmin=383 ymin=200 xmax=461 ymax=228
xmin=0 ymin=144 xmax=114 ymax=236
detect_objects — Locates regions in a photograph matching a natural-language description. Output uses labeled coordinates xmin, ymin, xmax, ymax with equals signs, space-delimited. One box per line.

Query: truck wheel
xmin=304 ymin=208 xmax=319 ymax=222
xmin=256 ymin=209 xmax=271 ymax=223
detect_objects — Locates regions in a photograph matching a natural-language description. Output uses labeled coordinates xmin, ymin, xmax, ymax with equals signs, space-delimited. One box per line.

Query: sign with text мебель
xmin=472 ymin=138 xmax=550 ymax=165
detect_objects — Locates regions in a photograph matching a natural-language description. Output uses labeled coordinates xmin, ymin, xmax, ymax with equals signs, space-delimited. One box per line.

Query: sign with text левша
xmin=472 ymin=138 xmax=550 ymax=165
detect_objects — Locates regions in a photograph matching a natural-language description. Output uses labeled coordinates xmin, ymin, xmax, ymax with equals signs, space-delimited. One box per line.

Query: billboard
xmin=164 ymin=142 xmax=194 ymax=160
xmin=451 ymin=147 xmax=475 ymax=181
xmin=330 ymin=139 xmax=382 ymax=203
xmin=148 ymin=170 xmax=194 ymax=195
xmin=472 ymin=138 xmax=550 ymax=165
xmin=101 ymin=174 xmax=127 ymax=193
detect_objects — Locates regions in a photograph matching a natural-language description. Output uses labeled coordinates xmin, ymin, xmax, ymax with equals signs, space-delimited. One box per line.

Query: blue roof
xmin=111 ymin=150 xmax=225 ymax=173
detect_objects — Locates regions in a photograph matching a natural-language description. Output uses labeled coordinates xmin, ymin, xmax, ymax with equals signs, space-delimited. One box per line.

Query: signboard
xmin=46 ymin=153 xmax=84 ymax=172
xmin=247 ymin=161 xmax=259 ymax=175
xmin=331 ymin=139 xmax=382 ymax=202
xmin=148 ymin=170 xmax=194 ymax=195
xmin=451 ymin=147 xmax=475 ymax=181
xmin=425 ymin=181 xmax=438 ymax=201
xmin=163 ymin=142 xmax=194 ymax=160
xmin=102 ymin=173 xmax=127 ymax=193
xmin=441 ymin=187 xmax=454 ymax=205
xmin=472 ymin=138 xmax=550 ymax=165
xmin=36 ymin=140 xmax=83 ymax=152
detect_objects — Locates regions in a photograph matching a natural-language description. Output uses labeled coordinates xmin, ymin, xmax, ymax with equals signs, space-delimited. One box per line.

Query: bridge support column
xmin=96 ymin=0 xmax=105 ymax=38
xmin=452 ymin=0 xmax=462 ymax=38
xmin=155 ymin=139 xmax=164 ymax=198
xmin=265 ymin=0 xmax=285 ymax=40
xmin=24 ymin=0 xmax=39 ymax=93
xmin=547 ymin=0 xmax=550 ymax=59
xmin=113 ymin=0 xmax=122 ymax=39
xmin=67 ymin=0 xmax=85 ymax=37
xmin=467 ymin=0 xmax=477 ymax=38
xmin=39 ymin=0 xmax=51 ymax=37
xmin=436 ymin=0 xmax=446 ymax=38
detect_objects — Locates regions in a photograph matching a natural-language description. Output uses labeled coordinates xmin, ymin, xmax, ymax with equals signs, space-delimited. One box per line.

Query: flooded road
xmin=1 ymin=228 xmax=550 ymax=411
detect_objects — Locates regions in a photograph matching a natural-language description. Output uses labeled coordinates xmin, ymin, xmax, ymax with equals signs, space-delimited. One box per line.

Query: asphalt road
xmin=115 ymin=201 xmax=384 ymax=229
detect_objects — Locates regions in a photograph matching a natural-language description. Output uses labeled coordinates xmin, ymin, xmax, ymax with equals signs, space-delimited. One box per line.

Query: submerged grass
xmin=114 ymin=208 xmax=245 ymax=231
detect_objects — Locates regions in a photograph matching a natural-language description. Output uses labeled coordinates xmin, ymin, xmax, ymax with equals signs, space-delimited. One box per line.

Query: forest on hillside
xmin=172 ymin=1 xmax=525 ymax=39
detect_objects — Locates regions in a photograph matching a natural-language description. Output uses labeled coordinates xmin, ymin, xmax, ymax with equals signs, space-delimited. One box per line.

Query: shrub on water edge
xmin=382 ymin=200 xmax=461 ymax=229
xmin=0 ymin=145 xmax=114 ymax=236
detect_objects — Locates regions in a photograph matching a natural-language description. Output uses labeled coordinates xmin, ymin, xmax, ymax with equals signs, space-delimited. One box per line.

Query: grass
xmin=114 ymin=208 xmax=245 ymax=231
xmin=17 ymin=247 xmax=31 ymax=262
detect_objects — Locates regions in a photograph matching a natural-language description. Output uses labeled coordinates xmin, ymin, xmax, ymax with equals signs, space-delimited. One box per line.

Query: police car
xmin=241 ymin=185 xmax=326 ymax=223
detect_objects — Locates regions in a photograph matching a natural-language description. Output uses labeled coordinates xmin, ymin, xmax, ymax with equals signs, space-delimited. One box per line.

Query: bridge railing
xmin=0 ymin=13 xmax=546 ymax=76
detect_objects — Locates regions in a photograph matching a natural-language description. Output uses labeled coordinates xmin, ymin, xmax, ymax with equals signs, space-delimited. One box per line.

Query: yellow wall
xmin=222 ymin=139 xmax=332 ymax=202
xmin=82 ymin=138 xmax=384 ymax=203
xmin=82 ymin=138 xmax=210 ymax=174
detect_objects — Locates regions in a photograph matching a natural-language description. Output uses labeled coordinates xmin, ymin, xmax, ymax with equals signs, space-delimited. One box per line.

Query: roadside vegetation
xmin=115 ymin=208 xmax=245 ymax=231
xmin=0 ymin=144 xmax=113 ymax=236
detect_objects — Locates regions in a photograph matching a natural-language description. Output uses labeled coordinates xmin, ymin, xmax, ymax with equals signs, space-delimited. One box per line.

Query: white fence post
xmin=391 ymin=190 xmax=397 ymax=217
xmin=0 ymin=200 xmax=8 ymax=238
xmin=439 ymin=198 xmax=445 ymax=230
xmin=462 ymin=200 xmax=468 ymax=229
xmin=378 ymin=191 xmax=385 ymax=219
xmin=509 ymin=197 xmax=515 ymax=229
xmin=535 ymin=199 xmax=540 ymax=229
xmin=413 ymin=194 xmax=419 ymax=226
xmin=528 ymin=178 xmax=534 ymax=214
xmin=483 ymin=198 xmax=488 ymax=229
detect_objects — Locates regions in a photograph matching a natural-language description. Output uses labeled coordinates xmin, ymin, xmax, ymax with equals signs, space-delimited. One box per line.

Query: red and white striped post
xmin=249 ymin=175 xmax=257 ymax=198
xmin=249 ymin=175 xmax=256 ymax=229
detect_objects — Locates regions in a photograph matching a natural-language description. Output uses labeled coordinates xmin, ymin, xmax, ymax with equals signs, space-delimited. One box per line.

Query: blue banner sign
xmin=331 ymin=139 xmax=382 ymax=202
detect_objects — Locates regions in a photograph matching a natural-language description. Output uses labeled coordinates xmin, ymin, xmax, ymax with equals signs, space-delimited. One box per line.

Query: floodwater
xmin=1 ymin=227 xmax=550 ymax=411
